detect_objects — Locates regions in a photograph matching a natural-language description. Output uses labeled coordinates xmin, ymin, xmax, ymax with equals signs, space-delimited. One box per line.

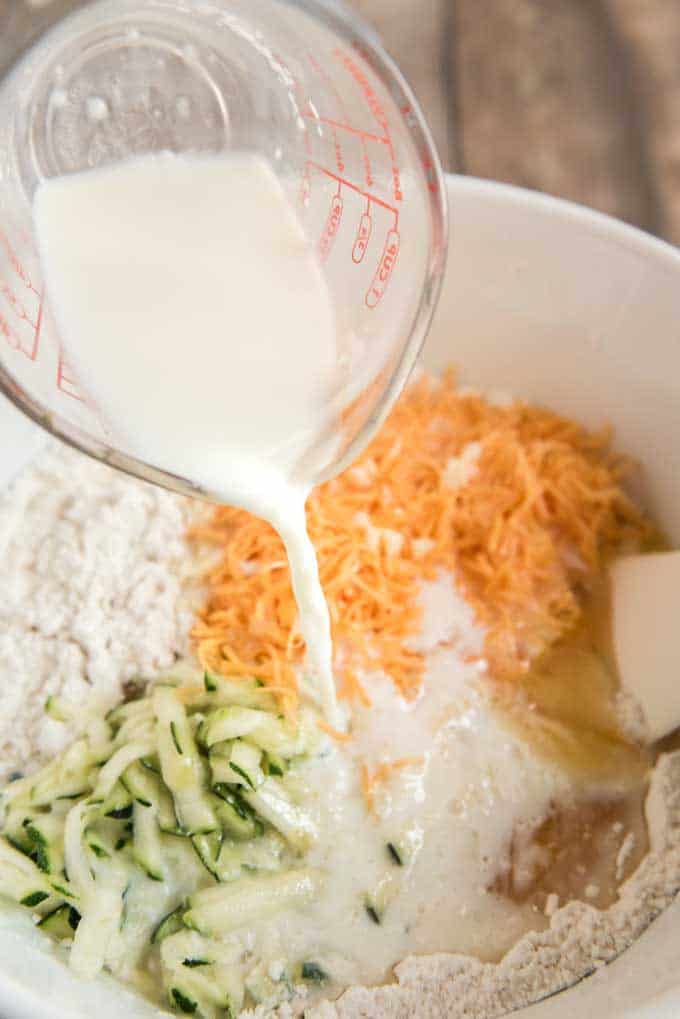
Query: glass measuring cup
xmin=0 ymin=0 xmax=447 ymax=500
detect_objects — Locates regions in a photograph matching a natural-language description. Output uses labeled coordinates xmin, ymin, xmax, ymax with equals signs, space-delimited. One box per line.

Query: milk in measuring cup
xmin=33 ymin=151 xmax=340 ymax=724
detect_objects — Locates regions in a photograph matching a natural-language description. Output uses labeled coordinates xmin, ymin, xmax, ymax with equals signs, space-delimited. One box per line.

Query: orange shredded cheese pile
xmin=190 ymin=370 xmax=653 ymax=715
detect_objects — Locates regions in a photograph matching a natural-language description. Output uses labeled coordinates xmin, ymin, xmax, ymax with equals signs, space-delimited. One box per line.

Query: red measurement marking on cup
xmin=0 ymin=231 xmax=40 ymax=296
xmin=0 ymin=281 xmax=42 ymax=360
xmin=0 ymin=309 xmax=19 ymax=351
xmin=333 ymin=133 xmax=345 ymax=174
xmin=0 ymin=279 xmax=39 ymax=332
xmin=333 ymin=48 xmax=403 ymax=204
xmin=0 ymin=303 xmax=41 ymax=360
xmin=31 ymin=297 xmax=44 ymax=361
xmin=57 ymin=350 xmax=84 ymax=401
xmin=305 ymin=162 xmax=399 ymax=296
xmin=307 ymin=53 xmax=376 ymax=189
xmin=352 ymin=210 xmax=372 ymax=264
xmin=302 ymin=105 xmax=346 ymax=174
xmin=330 ymin=49 xmax=389 ymax=134
xmin=318 ymin=193 xmax=344 ymax=262
xmin=366 ymin=229 xmax=400 ymax=309
xmin=301 ymin=113 xmax=387 ymax=146
xmin=306 ymin=162 xmax=399 ymax=224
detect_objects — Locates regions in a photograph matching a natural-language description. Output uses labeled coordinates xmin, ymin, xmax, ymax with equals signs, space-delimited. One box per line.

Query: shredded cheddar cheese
xmin=190 ymin=371 xmax=653 ymax=714
xmin=317 ymin=719 xmax=353 ymax=743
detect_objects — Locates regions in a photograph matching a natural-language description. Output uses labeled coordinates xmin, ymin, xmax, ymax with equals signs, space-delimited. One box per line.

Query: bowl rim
xmin=445 ymin=172 xmax=680 ymax=270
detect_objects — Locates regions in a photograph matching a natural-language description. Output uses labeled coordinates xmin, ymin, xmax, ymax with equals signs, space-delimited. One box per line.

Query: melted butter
xmin=487 ymin=570 xmax=655 ymax=914
xmin=491 ymin=793 xmax=648 ymax=912
xmin=489 ymin=578 xmax=652 ymax=789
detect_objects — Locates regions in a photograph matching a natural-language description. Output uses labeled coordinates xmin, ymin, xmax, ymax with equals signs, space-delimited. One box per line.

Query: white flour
xmin=0 ymin=441 xmax=193 ymax=782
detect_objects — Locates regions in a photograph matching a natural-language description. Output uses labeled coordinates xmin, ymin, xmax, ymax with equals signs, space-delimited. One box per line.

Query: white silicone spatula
xmin=610 ymin=550 xmax=680 ymax=743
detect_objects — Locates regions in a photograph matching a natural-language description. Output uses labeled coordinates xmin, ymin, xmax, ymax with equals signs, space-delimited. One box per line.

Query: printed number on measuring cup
xmin=352 ymin=213 xmax=372 ymax=264
xmin=366 ymin=231 xmax=400 ymax=309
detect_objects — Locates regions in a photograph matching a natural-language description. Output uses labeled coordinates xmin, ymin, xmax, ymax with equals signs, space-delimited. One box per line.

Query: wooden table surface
xmin=3 ymin=0 xmax=680 ymax=244
xmin=352 ymin=0 xmax=680 ymax=244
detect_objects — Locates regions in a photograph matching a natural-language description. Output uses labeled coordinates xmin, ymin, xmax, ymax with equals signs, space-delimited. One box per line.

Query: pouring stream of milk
xmin=34 ymin=151 xmax=340 ymax=724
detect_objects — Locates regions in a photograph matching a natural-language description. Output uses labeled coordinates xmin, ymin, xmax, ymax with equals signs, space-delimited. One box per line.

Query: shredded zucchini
xmin=183 ymin=869 xmax=322 ymax=936
xmin=123 ymin=760 xmax=178 ymax=832
xmin=301 ymin=961 xmax=328 ymax=984
xmin=101 ymin=780 xmax=134 ymax=819
xmin=0 ymin=838 xmax=56 ymax=910
xmin=38 ymin=903 xmax=80 ymax=940
xmin=0 ymin=663 xmax=326 ymax=1015
xmin=245 ymin=779 xmax=318 ymax=851
xmin=154 ymin=687 xmax=218 ymax=836
xmin=199 ymin=708 xmax=269 ymax=747
xmin=93 ymin=741 xmax=156 ymax=801
xmin=45 ymin=695 xmax=71 ymax=723
xmin=132 ymin=801 xmax=164 ymax=881
xmin=152 ymin=905 xmax=186 ymax=944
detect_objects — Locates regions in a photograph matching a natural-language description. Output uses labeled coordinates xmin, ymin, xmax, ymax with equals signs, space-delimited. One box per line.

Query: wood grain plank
xmin=349 ymin=0 xmax=454 ymax=169
xmin=605 ymin=0 xmax=680 ymax=243
xmin=0 ymin=0 xmax=79 ymax=74
xmin=0 ymin=2 xmax=23 ymax=71
xmin=452 ymin=0 xmax=662 ymax=232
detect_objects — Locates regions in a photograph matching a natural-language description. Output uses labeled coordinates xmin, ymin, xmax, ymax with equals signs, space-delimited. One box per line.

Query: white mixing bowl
xmin=1 ymin=174 xmax=680 ymax=1018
